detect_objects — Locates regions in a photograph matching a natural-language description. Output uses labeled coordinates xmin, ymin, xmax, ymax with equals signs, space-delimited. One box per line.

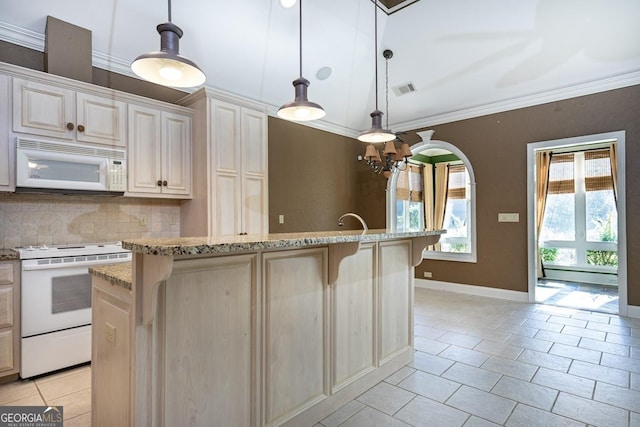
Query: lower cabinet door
xmin=263 ymin=248 xmax=328 ymax=426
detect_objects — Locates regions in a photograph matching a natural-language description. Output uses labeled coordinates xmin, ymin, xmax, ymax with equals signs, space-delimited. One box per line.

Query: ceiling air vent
xmin=392 ymin=82 xmax=416 ymax=96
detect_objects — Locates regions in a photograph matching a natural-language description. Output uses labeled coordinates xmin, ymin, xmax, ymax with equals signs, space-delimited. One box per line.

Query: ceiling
xmin=1 ymin=0 xmax=639 ymax=138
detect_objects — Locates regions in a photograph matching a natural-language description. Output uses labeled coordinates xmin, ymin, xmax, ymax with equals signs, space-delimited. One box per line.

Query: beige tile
xmin=553 ymin=392 xmax=628 ymax=427
xmin=0 ymin=380 xmax=40 ymax=405
xmin=397 ymin=371 xmax=460 ymax=402
xmin=522 ymin=319 xmax=563 ymax=333
xmin=531 ymin=367 xmax=595 ymax=399
xmin=548 ymin=315 xmax=588 ymax=328
xmin=601 ymin=353 xmax=640 ymax=374
xmin=491 ymin=376 xmax=558 ymax=411
xmin=535 ymin=329 xmax=581 ymax=346
xmin=516 ymin=349 xmax=572 ymax=372
xmin=446 ymin=385 xmax=516 ymax=425
xmin=48 ymin=388 xmax=92 ymax=420
xmin=561 ymin=325 xmax=606 ymax=341
xmin=465 ymin=327 xmax=511 ymax=343
xmin=442 ymin=363 xmax=501 ymax=391
xmin=384 ymin=367 xmax=416 ymax=386
xmin=586 ymin=321 xmax=631 ymax=336
xmin=36 ymin=368 xmax=91 ymax=401
xmin=594 ymin=382 xmax=640 ymax=412
xmin=505 ymin=335 xmax=553 ymax=353
xmin=1 ymin=393 xmax=46 ymax=406
xmin=356 ymin=382 xmax=415 ymax=416
xmin=480 ymin=355 xmax=538 ymax=381
xmin=35 ymin=364 xmax=90 ymax=385
xmin=632 ymin=412 xmax=640 ymax=427
xmin=439 ymin=332 xmax=483 ymax=349
xmin=506 ymin=403 xmax=585 ymax=427
xmin=394 ymin=396 xmax=469 ymax=427
xmin=414 ymin=336 xmax=450 ymax=355
xmin=440 ymin=345 xmax=490 ymax=367
xmin=474 ymin=340 xmax=524 ymax=360
xmin=549 ymin=342 xmax=602 ymax=364
xmin=569 ymin=360 xmax=629 ymax=387
xmin=339 ymin=406 xmax=410 ymax=427
xmin=320 ymin=400 xmax=365 ymax=427
xmin=408 ymin=351 xmax=454 ymax=376
xmin=579 ymin=337 xmax=630 ymax=356
xmin=463 ymin=416 xmax=501 ymax=427
xmin=414 ymin=324 xmax=446 ymax=339
xmin=63 ymin=411 xmax=92 ymax=427
xmin=607 ymin=333 xmax=640 ymax=347
xmin=494 ymin=323 xmax=539 ymax=338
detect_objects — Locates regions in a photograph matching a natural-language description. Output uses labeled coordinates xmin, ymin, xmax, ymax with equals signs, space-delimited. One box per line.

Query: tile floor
xmin=536 ymin=279 xmax=619 ymax=314
xmin=1 ymin=288 xmax=639 ymax=426
xmin=0 ymin=363 xmax=91 ymax=426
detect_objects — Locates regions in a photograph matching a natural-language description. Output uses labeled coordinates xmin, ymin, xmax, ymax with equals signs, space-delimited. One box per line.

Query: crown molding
xmin=0 ymin=21 xmax=44 ymax=51
xmin=392 ymin=70 xmax=640 ymax=132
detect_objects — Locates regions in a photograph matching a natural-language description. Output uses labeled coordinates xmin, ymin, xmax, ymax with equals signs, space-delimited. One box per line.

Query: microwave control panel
xmin=108 ymin=160 xmax=127 ymax=192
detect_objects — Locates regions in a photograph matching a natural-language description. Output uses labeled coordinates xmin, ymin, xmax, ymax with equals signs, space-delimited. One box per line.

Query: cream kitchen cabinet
xmin=12 ymin=77 xmax=126 ymax=147
xmin=0 ymin=261 xmax=20 ymax=378
xmin=0 ymin=74 xmax=12 ymax=192
xmin=127 ymin=104 xmax=192 ymax=198
xmin=180 ymin=90 xmax=268 ymax=237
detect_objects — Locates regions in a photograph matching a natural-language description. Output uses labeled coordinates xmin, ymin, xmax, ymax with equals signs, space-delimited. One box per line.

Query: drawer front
xmin=0 ymin=263 xmax=13 ymax=285
xmin=0 ymin=329 xmax=13 ymax=372
xmin=0 ymin=287 xmax=13 ymax=328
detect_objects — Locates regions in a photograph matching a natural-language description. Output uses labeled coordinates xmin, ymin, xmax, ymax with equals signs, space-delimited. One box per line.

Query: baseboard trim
xmin=415 ymin=279 xmax=529 ymax=302
xmin=627 ymin=305 xmax=640 ymax=319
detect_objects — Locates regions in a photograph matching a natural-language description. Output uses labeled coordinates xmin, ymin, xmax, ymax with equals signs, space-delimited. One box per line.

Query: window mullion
xmin=574 ymin=152 xmax=587 ymax=265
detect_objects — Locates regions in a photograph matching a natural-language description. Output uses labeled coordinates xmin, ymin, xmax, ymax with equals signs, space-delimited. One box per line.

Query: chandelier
xmin=359 ymin=49 xmax=412 ymax=178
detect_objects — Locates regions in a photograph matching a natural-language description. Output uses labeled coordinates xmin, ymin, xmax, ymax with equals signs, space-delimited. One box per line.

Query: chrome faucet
xmin=338 ymin=213 xmax=368 ymax=231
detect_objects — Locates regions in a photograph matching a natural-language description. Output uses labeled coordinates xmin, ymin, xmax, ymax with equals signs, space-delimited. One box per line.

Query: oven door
xmin=21 ymin=254 xmax=130 ymax=337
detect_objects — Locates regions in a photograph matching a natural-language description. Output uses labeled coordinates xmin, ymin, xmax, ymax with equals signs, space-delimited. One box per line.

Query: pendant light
xmin=277 ymin=0 xmax=326 ymax=122
xmin=358 ymin=0 xmax=395 ymax=143
xmin=131 ymin=0 xmax=206 ymax=88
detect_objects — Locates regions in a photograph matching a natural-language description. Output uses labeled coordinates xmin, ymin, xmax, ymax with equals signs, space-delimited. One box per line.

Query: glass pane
xmin=541 ymin=193 xmax=575 ymax=241
xmin=443 ymin=199 xmax=467 ymax=237
xmin=586 ymin=190 xmax=617 ymax=242
xmin=586 ymin=250 xmax=618 ymax=267
xmin=541 ymin=248 xmax=576 ymax=265
xmin=441 ymin=242 xmax=468 ymax=253
xmin=408 ymin=201 xmax=424 ymax=231
xmin=52 ymin=273 xmax=92 ymax=313
xmin=396 ymin=200 xmax=406 ymax=230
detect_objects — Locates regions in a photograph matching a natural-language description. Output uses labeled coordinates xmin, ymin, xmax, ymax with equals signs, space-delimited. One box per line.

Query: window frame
xmin=386 ymin=132 xmax=477 ymax=263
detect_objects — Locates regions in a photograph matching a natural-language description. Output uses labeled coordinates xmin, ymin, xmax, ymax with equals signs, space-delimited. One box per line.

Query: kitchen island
xmin=90 ymin=229 xmax=443 ymax=427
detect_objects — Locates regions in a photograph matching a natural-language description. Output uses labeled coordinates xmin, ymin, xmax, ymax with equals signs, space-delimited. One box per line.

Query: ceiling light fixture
xmin=277 ymin=0 xmax=325 ymax=122
xmin=131 ymin=0 xmax=206 ymax=88
xmin=357 ymin=0 xmax=395 ymax=143
xmin=360 ymin=49 xmax=412 ymax=178
xmin=280 ymin=0 xmax=297 ymax=8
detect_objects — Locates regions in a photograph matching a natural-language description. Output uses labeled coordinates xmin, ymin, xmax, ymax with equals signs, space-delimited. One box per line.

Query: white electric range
xmin=17 ymin=242 xmax=131 ymax=378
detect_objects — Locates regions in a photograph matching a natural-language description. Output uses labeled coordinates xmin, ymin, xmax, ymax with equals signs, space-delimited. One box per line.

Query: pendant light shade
xmin=277 ymin=0 xmax=325 ymax=122
xmin=131 ymin=1 xmax=205 ymax=88
xmin=358 ymin=0 xmax=395 ymax=143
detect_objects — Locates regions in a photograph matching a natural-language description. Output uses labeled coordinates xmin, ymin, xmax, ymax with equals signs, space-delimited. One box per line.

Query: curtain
xmin=433 ymin=163 xmax=449 ymax=251
xmin=535 ymin=151 xmax=552 ymax=278
xmin=423 ymin=163 xmax=434 ymax=231
xmin=609 ymin=143 xmax=618 ymax=206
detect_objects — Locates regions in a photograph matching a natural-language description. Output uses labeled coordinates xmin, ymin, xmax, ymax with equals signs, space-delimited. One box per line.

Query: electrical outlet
xmin=105 ymin=322 xmax=116 ymax=344
xmin=498 ymin=213 xmax=519 ymax=222
xmin=279 ymin=214 xmax=285 ymax=224
xmin=423 ymin=272 xmax=432 ymax=278
xmin=139 ymin=214 xmax=147 ymax=226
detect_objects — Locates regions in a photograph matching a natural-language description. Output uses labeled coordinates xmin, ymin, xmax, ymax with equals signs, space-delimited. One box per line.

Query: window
xmin=396 ymin=165 xmax=424 ymax=231
xmin=540 ymin=149 xmax=617 ymax=269
xmin=440 ymin=164 xmax=471 ymax=253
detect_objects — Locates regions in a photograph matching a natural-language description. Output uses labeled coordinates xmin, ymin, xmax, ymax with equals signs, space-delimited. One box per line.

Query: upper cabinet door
xmin=76 ymin=92 xmax=126 ymax=147
xmin=13 ymin=78 xmax=74 ymax=140
xmin=0 ymin=75 xmax=12 ymax=191
xmin=127 ymin=105 xmax=162 ymax=195
xmin=162 ymin=112 xmax=192 ymax=196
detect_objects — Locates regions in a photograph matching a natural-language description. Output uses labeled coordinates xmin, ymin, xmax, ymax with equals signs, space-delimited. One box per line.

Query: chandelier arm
xmin=168 ymin=0 xmax=172 ymax=22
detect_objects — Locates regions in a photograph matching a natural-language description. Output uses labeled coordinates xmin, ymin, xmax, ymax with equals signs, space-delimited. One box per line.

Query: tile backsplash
xmin=0 ymin=193 xmax=180 ymax=248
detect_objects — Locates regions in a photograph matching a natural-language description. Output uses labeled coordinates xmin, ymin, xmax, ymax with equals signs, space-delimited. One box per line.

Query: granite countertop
xmin=0 ymin=249 xmax=19 ymax=261
xmin=90 ymin=263 xmax=132 ymax=290
xmin=122 ymin=229 xmax=445 ymax=257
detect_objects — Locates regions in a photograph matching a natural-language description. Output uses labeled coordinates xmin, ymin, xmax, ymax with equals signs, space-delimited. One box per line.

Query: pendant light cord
xmin=299 ymin=0 xmax=303 ymax=78
xmin=374 ymin=0 xmax=379 ymax=110
xmin=168 ymin=0 xmax=172 ymax=22
xmin=385 ymin=54 xmax=389 ymax=129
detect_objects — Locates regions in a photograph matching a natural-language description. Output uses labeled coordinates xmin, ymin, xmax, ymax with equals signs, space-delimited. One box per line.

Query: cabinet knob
xmin=157 ymin=180 xmax=162 ymax=187
xmin=66 ymin=122 xmax=74 ymax=130
xmin=162 ymin=180 xmax=168 ymax=186
xmin=77 ymin=124 xmax=85 ymax=132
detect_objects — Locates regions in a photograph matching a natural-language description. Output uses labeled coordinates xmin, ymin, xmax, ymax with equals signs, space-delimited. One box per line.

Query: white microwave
xmin=16 ymin=138 xmax=127 ymax=195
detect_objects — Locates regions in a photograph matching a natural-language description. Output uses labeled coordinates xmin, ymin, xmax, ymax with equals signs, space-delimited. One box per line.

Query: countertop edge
xmin=122 ymin=229 xmax=445 ymax=257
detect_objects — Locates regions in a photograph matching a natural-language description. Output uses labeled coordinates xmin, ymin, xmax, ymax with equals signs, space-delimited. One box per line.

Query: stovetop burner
xmin=16 ymin=241 xmax=129 ymax=259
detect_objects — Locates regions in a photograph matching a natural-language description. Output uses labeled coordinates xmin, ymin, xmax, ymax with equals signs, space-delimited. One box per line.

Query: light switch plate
xmin=498 ymin=213 xmax=519 ymax=222
xmin=278 ymin=214 xmax=285 ymax=224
